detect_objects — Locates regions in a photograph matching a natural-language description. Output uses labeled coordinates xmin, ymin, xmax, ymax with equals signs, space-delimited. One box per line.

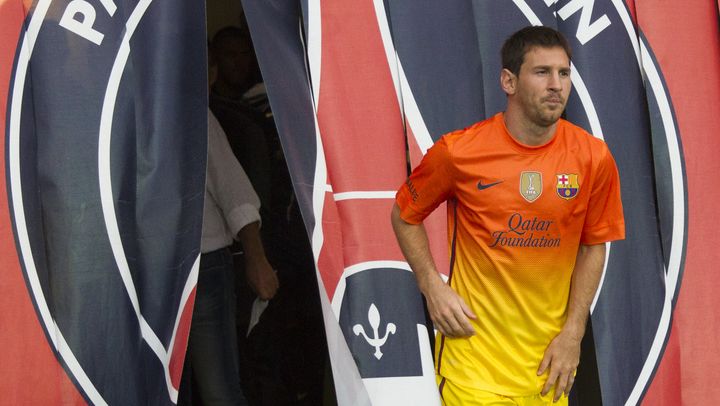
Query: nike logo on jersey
xmin=477 ymin=180 xmax=503 ymax=190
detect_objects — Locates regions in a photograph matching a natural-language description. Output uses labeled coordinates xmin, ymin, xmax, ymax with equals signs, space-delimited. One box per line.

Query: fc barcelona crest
xmin=520 ymin=171 xmax=542 ymax=202
xmin=556 ymin=174 xmax=579 ymax=200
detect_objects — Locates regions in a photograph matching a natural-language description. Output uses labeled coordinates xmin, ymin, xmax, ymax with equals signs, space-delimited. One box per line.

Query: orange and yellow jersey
xmin=395 ymin=113 xmax=625 ymax=396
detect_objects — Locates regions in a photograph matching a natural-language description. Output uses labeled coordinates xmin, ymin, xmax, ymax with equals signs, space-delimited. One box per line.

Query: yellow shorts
xmin=437 ymin=375 xmax=568 ymax=406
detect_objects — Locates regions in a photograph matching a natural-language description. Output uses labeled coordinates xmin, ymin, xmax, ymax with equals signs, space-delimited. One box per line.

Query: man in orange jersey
xmin=391 ymin=26 xmax=625 ymax=405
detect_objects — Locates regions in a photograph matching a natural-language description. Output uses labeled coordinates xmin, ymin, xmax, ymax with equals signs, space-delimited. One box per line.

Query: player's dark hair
xmin=501 ymin=26 xmax=572 ymax=75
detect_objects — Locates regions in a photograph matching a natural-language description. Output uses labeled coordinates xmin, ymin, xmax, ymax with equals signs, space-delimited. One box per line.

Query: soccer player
xmin=391 ymin=26 xmax=625 ymax=405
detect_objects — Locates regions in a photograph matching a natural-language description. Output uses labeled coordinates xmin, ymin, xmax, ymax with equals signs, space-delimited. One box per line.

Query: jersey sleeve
xmin=395 ymin=137 xmax=455 ymax=224
xmin=581 ymin=145 xmax=626 ymax=245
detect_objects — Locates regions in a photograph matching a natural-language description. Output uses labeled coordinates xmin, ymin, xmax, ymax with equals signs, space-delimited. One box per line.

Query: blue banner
xmin=1 ymin=0 xmax=206 ymax=403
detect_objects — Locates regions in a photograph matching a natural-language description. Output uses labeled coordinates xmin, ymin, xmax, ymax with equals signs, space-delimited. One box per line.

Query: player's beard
xmin=531 ymin=96 xmax=566 ymax=127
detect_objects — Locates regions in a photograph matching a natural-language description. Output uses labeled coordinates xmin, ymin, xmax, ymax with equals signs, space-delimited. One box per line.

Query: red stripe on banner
xmin=0 ymin=2 xmax=84 ymax=404
xmin=624 ymin=0 xmax=637 ymax=25
xmin=643 ymin=328 xmax=681 ymax=405
xmin=639 ymin=1 xmax=720 ymax=404
xmin=318 ymin=192 xmax=345 ymax=299
xmin=316 ymin=0 xmax=407 ymax=299
xmin=168 ymin=288 xmax=196 ymax=390
xmin=316 ymin=0 xmax=406 ymax=193
xmin=405 ymin=121 xmax=424 ymax=175
xmin=335 ymin=199 xmax=402 ymax=265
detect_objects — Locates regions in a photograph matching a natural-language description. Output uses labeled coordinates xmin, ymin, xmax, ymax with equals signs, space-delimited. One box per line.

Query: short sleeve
xmin=581 ymin=145 xmax=626 ymax=245
xmin=395 ymin=137 xmax=455 ymax=224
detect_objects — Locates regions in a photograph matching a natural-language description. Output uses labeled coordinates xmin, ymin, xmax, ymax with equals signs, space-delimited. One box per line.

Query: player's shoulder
xmin=440 ymin=114 xmax=498 ymax=150
xmin=559 ymin=119 xmax=617 ymax=173
xmin=560 ymin=119 xmax=611 ymax=152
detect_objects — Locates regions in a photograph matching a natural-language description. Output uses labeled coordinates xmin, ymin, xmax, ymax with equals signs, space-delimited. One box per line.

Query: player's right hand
xmin=423 ymin=279 xmax=476 ymax=338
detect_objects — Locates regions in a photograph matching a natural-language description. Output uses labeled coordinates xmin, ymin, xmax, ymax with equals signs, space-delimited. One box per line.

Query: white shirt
xmin=201 ymin=110 xmax=261 ymax=253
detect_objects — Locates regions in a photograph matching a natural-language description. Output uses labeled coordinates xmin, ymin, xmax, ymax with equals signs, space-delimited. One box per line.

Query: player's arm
xmin=391 ymin=203 xmax=476 ymax=338
xmin=538 ymin=243 xmax=606 ymax=402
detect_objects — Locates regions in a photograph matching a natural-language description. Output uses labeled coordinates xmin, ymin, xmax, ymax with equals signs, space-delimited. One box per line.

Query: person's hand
xmin=244 ymin=255 xmax=279 ymax=300
xmin=537 ymin=330 xmax=581 ymax=402
xmin=423 ymin=279 xmax=476 ymax=338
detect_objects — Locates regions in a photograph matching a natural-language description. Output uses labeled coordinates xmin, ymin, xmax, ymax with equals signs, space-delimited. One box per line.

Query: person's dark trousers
xmin=178 ymin=247 xmax=249 ymax=406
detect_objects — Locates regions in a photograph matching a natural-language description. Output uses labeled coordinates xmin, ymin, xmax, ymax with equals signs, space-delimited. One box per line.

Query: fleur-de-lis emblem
xmin=353 ymin=303 xmax=397 ymax=360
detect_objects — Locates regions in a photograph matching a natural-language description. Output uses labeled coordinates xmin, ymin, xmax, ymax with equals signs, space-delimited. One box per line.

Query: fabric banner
xmin=0 ymin=0 xmax=206 ymax=404
xmin=637 ymin=2 xmax=720 ymax=404
xmin=245 ymin=0 xmax=718 ymax=405
xmin=1 ymin=0 xmax=716 ymax=404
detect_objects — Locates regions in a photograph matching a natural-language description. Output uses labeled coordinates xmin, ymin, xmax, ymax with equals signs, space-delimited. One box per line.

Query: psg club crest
xmin=556 ymin=174 xmax=579 ymax=200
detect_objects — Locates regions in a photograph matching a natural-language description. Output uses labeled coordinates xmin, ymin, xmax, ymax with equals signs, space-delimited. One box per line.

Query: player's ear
xmin=500 ymin=68 xmax=516 ymax=96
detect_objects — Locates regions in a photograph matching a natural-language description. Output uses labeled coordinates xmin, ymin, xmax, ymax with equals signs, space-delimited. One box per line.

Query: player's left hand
xmin=537 ymin=330 xmax=581 ymax=402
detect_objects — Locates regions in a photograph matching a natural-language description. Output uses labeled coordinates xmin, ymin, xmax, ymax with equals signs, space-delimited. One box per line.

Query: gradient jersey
xmin=395 ymin=113 xmax=625 ymax=396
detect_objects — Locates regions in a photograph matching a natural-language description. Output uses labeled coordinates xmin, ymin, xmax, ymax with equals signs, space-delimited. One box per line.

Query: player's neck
xmin=503 ymin=109 xmax=558 ymax=147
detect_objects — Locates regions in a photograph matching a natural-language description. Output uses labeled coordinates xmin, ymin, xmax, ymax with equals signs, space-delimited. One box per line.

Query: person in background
xmin=209 ymin=26 xmax=273 ymax=218
xmin=179 ymin=49 xmax=279 ymax=406
xmin=209 ymin=23 xmax=330 ymax=406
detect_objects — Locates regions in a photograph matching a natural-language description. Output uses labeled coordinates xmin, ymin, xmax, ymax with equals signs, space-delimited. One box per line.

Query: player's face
xmin=513 ymin=46 xmax=571 ymax=127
